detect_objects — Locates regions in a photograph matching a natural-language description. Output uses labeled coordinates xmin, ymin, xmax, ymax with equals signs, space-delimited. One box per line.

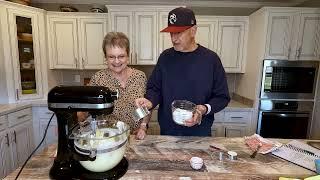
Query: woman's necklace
xmin=114 ymin=68 xmax=132 ymax=88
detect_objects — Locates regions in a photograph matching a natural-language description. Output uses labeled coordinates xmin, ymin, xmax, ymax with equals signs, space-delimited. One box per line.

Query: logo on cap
xmin=169 ymin=13 xmax=177 ymax=24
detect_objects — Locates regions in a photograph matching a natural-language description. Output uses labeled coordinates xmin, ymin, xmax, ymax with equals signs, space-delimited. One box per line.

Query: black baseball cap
xmin=160 ymin=7 xmax=196 ymax=33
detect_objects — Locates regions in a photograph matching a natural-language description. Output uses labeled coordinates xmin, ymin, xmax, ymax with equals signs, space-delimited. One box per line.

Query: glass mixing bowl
xmin=171 ymin=100 xmax=196 ymax=126
xmin=70 ymin=120 xmax=130 ymax=172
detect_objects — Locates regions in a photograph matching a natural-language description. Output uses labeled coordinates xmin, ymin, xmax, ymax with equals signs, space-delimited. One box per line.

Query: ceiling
xmin=31 ymin=0 xmax=312 ymax=8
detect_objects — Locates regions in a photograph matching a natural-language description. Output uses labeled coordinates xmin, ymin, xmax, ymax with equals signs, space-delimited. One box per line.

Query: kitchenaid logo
xmin=169 ymin=13 xmax=177 ymax=24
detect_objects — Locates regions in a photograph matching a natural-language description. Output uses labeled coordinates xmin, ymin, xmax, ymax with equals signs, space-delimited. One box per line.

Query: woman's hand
xmin=77 ymin=112 xmax=89 ymax=122
xmin=135 ymin=98 xmax=153 ymax=109
xmin=134 ymin=123 xmax=148 ymax=140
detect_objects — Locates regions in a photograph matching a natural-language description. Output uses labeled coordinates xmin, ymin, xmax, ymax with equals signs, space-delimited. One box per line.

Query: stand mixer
xmin=47 ymin=86 xmax=129 ymax=179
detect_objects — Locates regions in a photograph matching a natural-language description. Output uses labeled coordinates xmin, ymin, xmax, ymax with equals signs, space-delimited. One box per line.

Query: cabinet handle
xmin=5 ymin=133 xmax=9 ymax=146
xmin=82 ymin=58 xmax=85 ymax=69
xmin=74 ymin=58 xmax=78 ymax=68
xmin=224 ymin=127 xmax=227 ymax=137
xmin=230 ymin=117 xmax=243 ymax=119
xmin=287 ymin=47 xmax=291 ymax=59
xmin=14 ymin=131 xmax=17 ymax=143
xmin=296 ymin=46 xmax=302 ymax=59
xmin=17 ymin=114 xmax=28 ymax=119
xmin=16 ymin=89 xmax=19 ymax=100
xmin=46 ymin=112 xmax=54 ymax=115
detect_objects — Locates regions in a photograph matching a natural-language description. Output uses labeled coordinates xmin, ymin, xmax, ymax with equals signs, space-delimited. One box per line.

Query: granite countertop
xmin=4 ymin=135 xmax=316 ymax=179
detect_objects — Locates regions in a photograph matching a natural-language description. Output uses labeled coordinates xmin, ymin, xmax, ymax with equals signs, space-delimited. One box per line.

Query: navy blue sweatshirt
xmin=146 ymin=45 xmax=230 ymax=136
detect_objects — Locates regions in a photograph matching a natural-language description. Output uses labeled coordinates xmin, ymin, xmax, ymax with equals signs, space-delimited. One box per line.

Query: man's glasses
xmin=107 ymin=54 xmax=127 ymax=61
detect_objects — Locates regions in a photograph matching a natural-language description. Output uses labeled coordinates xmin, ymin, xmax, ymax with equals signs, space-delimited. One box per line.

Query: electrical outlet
xmin=74 ymin=75 xmax=80 ymax=82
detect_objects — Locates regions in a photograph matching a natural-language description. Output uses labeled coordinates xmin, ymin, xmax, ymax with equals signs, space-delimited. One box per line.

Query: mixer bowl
xmin=71 ymin=120 xmax=130 ymax=172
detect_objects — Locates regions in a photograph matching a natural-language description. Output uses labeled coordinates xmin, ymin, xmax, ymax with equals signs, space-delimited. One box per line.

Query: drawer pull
xmin=17 ymin=114 xmax=28 ymax=119
xmin=231 ymin=117 xmax=243 ymax=119
xmin=5 ymin=133 xmax=9 ymax=146
xmin=46 ymin=112 xmax=54 ymax=114
xmin=14 ymin=131 xmax=17 ymax=143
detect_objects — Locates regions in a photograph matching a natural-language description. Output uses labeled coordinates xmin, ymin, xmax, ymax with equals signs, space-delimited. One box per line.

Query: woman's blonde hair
xmin=102 ymin=32 xmax=130 ymax=57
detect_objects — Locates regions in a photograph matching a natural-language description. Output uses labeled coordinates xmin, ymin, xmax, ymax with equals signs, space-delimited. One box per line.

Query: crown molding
xmin=31 ymin=0 xmax=309 ymax=8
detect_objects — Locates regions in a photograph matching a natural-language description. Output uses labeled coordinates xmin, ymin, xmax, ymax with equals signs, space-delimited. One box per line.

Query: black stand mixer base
xmin=77 ymin=157 xmax=128 ymax=180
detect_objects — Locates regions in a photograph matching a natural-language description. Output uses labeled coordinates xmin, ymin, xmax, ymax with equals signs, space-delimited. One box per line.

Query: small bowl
xmin=172 ymin=100 xmax=196 ymax=125
xmin=190 ymin=156 xmax=203 ymax=170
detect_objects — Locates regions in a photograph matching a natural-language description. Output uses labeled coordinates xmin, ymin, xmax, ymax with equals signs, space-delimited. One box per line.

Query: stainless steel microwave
xmin=260 ymin=60 xmax=319 ymax=100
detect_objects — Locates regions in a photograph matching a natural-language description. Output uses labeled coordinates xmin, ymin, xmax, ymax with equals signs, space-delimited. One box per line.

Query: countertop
xmin=0 ymin=99 xmax=252 ymax=116
xmin=4 ymin=135 xmax=316 ymax=179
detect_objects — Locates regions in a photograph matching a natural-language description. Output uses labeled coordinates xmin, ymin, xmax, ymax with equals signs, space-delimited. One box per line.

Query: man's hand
xmin=135 ymin=98 xmax=153 ymax=109
xmin=184 ymin=105 xmax=207 ymax=127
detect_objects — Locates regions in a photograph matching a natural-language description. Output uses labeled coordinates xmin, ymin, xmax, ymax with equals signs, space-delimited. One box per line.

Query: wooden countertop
xmin=4 ymin=135 xmax=316 ymax=180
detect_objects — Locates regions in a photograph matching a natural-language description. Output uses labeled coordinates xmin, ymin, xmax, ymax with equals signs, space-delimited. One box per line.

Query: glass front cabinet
xmin=0 ymin=2 xmax=48 ymax=103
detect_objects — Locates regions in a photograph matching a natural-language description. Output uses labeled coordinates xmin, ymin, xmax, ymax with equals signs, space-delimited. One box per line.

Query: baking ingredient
xmin=172 ymin=108 xmax=193 ymax=125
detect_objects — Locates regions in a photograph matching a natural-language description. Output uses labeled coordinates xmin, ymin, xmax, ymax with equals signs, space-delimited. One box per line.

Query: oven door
xmin=257 ymin=111 xmax=310 ymax=139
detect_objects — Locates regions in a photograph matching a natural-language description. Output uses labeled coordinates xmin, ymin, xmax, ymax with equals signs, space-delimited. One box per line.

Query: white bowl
xmin=190 ymin=156 xmax=203 ymax=170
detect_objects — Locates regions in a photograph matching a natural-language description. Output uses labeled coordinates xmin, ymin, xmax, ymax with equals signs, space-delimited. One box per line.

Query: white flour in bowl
xmin=172 ymin=108 xmax=193 ymax=125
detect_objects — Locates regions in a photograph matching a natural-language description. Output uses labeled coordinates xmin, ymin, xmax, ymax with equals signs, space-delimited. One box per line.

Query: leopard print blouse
xmin=89 ymin=68 xmax=147 ymax=132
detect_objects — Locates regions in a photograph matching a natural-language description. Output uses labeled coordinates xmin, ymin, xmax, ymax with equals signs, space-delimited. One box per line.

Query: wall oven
xmin=257 ymin=100 xmax=313 ymax=139
xmin=260 ymin=60 xmax=318 ymax=99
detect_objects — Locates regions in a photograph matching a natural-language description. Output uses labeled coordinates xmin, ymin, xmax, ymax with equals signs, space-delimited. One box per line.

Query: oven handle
xmin=262 ymin=112 xmax=309 ymax=118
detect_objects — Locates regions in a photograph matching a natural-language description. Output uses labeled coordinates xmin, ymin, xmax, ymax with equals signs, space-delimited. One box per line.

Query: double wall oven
xmin=257 ymin=60 xmax=319 ymax=139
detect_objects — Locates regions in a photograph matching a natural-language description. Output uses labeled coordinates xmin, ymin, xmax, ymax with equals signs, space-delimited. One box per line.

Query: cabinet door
xmin=211 ymin=122 xmax=224 ymax=137
xmin=224 ymin=124 xmax=247 ymax=137
xmin=48 ymin=17 xmax=79 ymax=69
xmin=79 ymin=18 xmax=108 ymax=69
xmin=217 ymin=21 xmax=246 ymax=73
xmin=295 ymin=13 xmax=320 ymax=60
xmin=39 ymin=118 xmax=58 ymax=148
xmin=158 ymin=11 xmax=172 ymax=55
xmin=10 ymin=120 xmax=33 ymax=168
xmin=7 ymin=8 xmax=44 ymax=100
xmin=265 ymin=12 xmax=295 ymax=60
xmin=109 ymin=11 xmax=134 ymax=63
xmin=196 ymin=17 xmax=217 ymax=51
xmin=0 ymin=131 xmax=11 ymax=179
xmin=134 ymin=12 xmax=158 ymax=65
xmin=147 ymin=109 xmax=160 ymax=135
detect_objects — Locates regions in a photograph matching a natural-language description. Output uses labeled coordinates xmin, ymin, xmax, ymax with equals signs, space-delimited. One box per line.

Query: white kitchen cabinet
xmin=0 ymin=1 xmax=48 ymax=103
xmin=147 ymin=109 xmax=160 ymax=135
xmin=217 ymin=19 xmax=248 ymax=73
xmin=108 ymin=5 xmax=177 ymax=65
xmin=47 ymin=12 xmax=108 ymax=69
xmin=195 ymin=16 xmax=217 ymax=51
xmin=0 ymin=115 xmax=11 ymax=179
xmin=212 ymin=110 xmax=252 ymax=137
xmin=0 ymin=107 xmax=34 ymax=179
xmin=264 ymin=8 xmax=320 ymax=60
xmin=32 ymin=106 xmax=57 ymax=151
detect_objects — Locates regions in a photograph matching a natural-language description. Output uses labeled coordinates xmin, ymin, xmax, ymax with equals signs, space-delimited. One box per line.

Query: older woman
xmin=78 ymin=32 xmax=149 ymax=140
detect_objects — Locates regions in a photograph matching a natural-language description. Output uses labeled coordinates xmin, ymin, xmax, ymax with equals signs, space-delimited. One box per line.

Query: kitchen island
xmin=4 ymin=135 xmax=317 ymax=179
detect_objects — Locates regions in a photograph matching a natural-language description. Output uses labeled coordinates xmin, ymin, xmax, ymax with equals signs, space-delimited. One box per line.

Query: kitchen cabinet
xmin=0 ymin=116 xmax=11 ymax=179
xmin=212 ymin=110 xmax=252 ymax=137
xmin=147 ymin=109 xmax=160 ymax=135
xmin=47 ymin=12 xmax=108 ymax=69
xmin=108 ymin=5 xmax=178 ymax=65
xmin=195 ymin=16 xmax=217 ymax=51
xmin=32 ymin=106 xmax=57 ymax=151
xmin=217 ymin=19 xmax=248 ymax=73
xmin=0 ymin=108 xmax=34 ymax=179
xmin=0 ymin=1 xmax=48 ymax=103
xmin=264 ymin=8 xmax=320 ymax=60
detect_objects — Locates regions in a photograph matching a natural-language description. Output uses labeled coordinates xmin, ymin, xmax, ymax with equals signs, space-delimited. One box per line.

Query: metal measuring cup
xmin=133 ymin=105 xmax=150 ymax=121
